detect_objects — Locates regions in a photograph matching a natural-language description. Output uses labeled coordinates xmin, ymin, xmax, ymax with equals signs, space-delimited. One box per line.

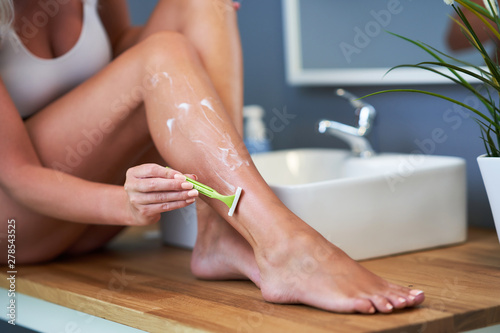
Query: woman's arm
xmin=0 ymin=79 xmax=195 ymax=226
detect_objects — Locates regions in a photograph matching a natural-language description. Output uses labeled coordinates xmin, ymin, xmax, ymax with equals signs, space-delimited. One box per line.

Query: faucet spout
xmin=318 ymin=89 xmax=376 ymax=158
xmin=318 ymin=120 xmax=374 ymax=157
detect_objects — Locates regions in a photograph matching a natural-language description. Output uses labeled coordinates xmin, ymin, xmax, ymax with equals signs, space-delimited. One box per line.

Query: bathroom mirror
xmin=282 ymin=0 xmax=491 ymax=86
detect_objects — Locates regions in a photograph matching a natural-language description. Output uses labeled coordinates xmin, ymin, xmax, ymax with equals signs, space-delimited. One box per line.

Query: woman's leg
xmin=135 ymin=35 xmax=424 ymax=314
xmin=137 ymin=0 xmax=243 ymax=129
xmin=132 ymin=0 xmax=259 ymax=285
xmin=2 ymin=95 xmax=152 ymax=263
xmin=134 ymin=3 xmax=421 ymax=313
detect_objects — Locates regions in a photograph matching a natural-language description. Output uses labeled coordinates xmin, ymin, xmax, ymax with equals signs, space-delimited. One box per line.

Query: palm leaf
xmin=385 ymin=63 xmax=498 ymax=118
xmin=367 ymin=1 xmax=500 ymax=157
xmin=459 ymin=0 xmax=496 ymax=20
xmin=387 ymin=32 xmax=470 ymax=85
xmin=457 ymin=1 xmax=500 ymax=40
xmin=362 ymin=89 xmax=500 ymax=131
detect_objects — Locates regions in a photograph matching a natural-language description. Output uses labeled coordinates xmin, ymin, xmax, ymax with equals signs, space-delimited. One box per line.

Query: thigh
xmin=2 ymin=36 xmax=172 ymax=263
xmin=24 ymin=78 xmax=151 ymax=184
xmin=138 ymin=0 xmax=185 ymax=40
xmin=62 ymin=144 xmax=165 ymax=257
xmin=24 ymin=31 xmax=201 ymax=182
xmin=0 ymin=187 xmax=88 ymax=263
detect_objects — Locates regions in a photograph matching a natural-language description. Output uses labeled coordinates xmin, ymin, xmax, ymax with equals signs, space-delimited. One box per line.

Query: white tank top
xmin=0 ymin=0 xmax=112 ymax=118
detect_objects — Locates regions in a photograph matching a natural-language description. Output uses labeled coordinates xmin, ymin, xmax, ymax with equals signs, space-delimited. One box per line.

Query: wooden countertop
xmin=1 ymin=227 xmax=500 ymax=332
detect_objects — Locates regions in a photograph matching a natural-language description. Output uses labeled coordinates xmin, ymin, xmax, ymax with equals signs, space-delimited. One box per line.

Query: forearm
xmin=4 ymin=164 xmax=129 ymax=226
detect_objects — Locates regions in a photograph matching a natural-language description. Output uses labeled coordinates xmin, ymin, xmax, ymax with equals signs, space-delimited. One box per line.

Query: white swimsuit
xmin=0 ymin=0 xmax=112 ymax=118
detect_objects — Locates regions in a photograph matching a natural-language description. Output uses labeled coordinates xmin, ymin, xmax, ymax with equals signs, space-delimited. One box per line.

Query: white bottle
xmin=243 ymin=105 xmax=271 ymax=154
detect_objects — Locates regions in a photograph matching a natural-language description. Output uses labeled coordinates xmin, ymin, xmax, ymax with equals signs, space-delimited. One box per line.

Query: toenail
xmin=410 ymin=289 xmax=424 ymax=296
xmin=368 ymin=306 xmax=376 ymax=314
xmin=398 ymin=297 xmax=407 ymax=304
xmin=386 ymin=303 xmax=393 ymax=310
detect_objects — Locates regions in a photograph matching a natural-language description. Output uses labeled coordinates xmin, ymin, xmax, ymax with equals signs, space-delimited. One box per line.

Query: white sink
xmin=251 ymin=148 xmax=467 ymax=260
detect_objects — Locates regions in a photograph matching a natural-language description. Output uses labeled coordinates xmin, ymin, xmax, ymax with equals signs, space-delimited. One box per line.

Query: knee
xmin=136 ymin=31 xmax=200 ymax=68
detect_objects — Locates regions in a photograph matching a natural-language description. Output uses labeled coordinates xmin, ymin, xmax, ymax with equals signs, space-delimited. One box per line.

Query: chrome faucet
xmin=318 ymin=89 xmax=376 ymax=158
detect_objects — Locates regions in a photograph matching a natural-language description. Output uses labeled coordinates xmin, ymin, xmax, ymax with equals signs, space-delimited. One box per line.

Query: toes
xmin=408 ymin=289 xmax=425 ymax=305
xmin=387 ymin=283 xmax=425 ymax=307
xmin=387 ymin=293 xmax=408 ymax=309
xmin=370 ymin=295 xmax=394 ymax=313
xmin=394 ymin=288 xmax=425 ymax=307
xmin=353 ymin=298 xmax=376 ymax=314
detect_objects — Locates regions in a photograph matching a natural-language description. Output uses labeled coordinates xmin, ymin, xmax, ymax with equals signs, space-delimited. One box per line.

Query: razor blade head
xmin=228 ymin=187 xmax=242 ymax=217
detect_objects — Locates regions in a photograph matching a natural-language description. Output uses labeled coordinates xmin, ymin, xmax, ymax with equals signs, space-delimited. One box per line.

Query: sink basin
xmin=251 ymin=148 xmax=467 ymax=260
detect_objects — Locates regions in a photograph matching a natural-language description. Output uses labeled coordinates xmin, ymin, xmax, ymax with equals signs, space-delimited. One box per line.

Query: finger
xmin=161 ymin=198 xmax=197 ymax=212
xmin=184 ymin=173 xmax=198 ymax=181
xmin=134 ymin=178 xmax=193 ymax=193
xmin=173 ymin=173 xmax=198 ymax=182
xmin=165 ymin=166 xmax=185 ymax=179
xmin=130 ymin=164 xmax=179 ymax=179
xmin=139 ymin=199 xmax=196 ymax=216
xmin=131 ymin=189 xmax=198 ymax=205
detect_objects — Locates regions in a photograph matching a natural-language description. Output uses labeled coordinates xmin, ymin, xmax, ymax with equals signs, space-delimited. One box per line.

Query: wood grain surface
xmin=1 ymin=227 xmax=499 ymax=332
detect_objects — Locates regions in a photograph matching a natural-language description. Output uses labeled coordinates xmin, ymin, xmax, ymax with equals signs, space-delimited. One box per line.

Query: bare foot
xmin=255 ymin=216 xmax=425 ymax=314
xmin=191 ymin=195 xmax=424 ymax=314
xmin=190 ymin=200 xmax=261 ymax=286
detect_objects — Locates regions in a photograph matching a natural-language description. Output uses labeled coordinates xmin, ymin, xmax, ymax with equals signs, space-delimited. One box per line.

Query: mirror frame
xmin=282 ymin=0 xmax=484 ymax=86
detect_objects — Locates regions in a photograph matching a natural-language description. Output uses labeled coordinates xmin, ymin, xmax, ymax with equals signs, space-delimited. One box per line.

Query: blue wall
xmin=127 ymin=0 xmax=493 ymax=228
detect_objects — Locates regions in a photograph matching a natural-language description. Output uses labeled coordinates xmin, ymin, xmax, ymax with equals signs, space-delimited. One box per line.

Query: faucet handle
xmin=335 ymin=89 xmax=376 ymax=135
xmin=336 ymin=89 xmax=366 ymax=110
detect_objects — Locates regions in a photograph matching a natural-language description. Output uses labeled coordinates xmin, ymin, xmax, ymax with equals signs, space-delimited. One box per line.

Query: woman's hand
xmin=124 ymin=164 xmax=198 ymax=226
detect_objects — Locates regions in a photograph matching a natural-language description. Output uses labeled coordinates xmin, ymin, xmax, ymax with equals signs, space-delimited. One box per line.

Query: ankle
xmin=256 ymin=229 xmax=319 ymax=268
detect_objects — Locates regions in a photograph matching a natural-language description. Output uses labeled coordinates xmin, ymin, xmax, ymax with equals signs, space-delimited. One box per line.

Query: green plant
xmin=364 ymin=0 xmax=500 ymax=157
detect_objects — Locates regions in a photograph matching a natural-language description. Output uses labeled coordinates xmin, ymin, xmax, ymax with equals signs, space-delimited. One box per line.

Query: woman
xmin=0 ymin=0 xmax=424 ymax=314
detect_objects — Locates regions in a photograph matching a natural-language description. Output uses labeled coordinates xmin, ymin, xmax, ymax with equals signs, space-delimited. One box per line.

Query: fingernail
xmin=181 ymin=182 xmax=193 ymax=190
xmin=386 ymin=303 xmax=393 ymax=311
xmin=188 ymin=189 xmax=198 ymax=197
xmin=174 ymin=174 xmax=186 ymax=181
xmin=186 ymin=198 xmax=195 ymax=203
xmin=410 ymin=289 xmax=424 ymax=296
